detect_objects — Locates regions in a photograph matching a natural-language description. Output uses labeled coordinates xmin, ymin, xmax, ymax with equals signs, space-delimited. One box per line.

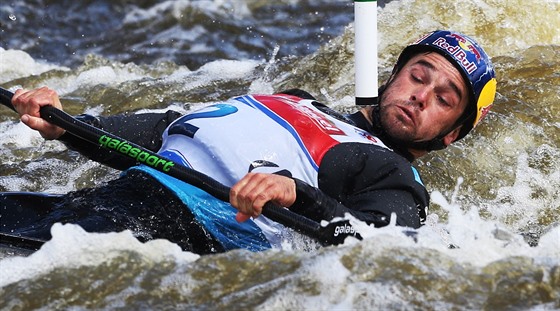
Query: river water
xmin=0 ymin=0 xmax=559 ymax=310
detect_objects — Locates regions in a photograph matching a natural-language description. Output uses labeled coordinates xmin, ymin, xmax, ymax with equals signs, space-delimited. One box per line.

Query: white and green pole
xmin=354 ymin=0 xmax=378 ymax=105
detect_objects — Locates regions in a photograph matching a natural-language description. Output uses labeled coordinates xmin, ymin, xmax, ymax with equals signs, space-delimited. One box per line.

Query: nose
xmin=409 ymin=87 xmax=430 ymax=110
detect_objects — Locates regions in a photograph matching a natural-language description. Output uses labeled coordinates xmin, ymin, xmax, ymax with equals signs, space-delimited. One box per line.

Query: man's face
xmin=379 ymin=52 xmax=469 ymax=145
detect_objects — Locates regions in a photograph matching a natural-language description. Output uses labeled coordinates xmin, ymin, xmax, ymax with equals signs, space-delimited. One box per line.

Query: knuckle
xmin=256 ymin=192 xmax=268 ymax=202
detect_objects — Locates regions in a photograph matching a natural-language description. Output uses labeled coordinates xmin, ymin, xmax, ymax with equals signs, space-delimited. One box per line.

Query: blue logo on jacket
xmin=411 ymin=167 xmax=424 ymax=186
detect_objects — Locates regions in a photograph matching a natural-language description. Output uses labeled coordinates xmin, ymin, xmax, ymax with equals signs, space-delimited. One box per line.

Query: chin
xmin=382 ymin=119 xmax=413 ymax=140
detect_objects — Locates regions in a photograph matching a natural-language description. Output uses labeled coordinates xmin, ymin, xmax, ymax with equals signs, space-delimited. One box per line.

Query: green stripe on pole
xmin=354 ymin=0 xmax=378 ymax=105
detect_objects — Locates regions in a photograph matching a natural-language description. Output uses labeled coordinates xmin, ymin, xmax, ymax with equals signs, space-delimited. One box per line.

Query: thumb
xmin=21 ymin=114 xmax=44 ymax=130
xmin=21 ymin=114 xmax=64 ymax=139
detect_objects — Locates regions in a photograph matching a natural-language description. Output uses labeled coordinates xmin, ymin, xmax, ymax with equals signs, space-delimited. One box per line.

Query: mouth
xmin=396 ymin=105 xmax=416 ymax=126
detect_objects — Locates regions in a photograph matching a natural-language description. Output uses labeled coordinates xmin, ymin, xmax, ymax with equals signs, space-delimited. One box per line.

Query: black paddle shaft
xmin=0 ymin=87 xmax=15 ymax=112
xmin=0 ymin=87 xmax=361 ymax=246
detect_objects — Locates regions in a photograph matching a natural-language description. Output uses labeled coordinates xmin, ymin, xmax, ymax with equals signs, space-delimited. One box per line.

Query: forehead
xmin=403 ymin=52 xmax=469 ymax=103
xmin=403 ymin=52 xmax=467 ymax=86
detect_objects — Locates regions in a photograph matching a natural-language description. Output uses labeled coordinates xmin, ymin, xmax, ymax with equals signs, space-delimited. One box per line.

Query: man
xmin=10 ymin=30 xmax=497 ymax=254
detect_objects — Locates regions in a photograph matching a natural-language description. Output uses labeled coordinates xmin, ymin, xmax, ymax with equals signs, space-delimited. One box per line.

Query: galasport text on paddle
xmin=0 ymin=87 xmax=362 ymax=250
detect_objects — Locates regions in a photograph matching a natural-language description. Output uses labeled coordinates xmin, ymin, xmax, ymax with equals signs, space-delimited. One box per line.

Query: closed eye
xmin=410 ymin=71 xmax=424 ymax=83
xmin=436 ymin=95 xmax=451 ymax=107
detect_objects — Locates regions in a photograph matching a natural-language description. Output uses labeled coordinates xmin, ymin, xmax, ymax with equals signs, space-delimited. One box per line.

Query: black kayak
xmin=0 ymin=190 xmax=216 ymax=256
xmin=0 ymin=176 xmax=228 ymax=256
xmin=0 ymin=192 xmax=62 ymax=254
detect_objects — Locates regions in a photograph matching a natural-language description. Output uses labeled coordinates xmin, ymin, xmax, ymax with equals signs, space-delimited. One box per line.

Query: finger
xmin=13 ymin=88 xmax=44 ymax=117
xmin=230 ymin=174 xmax=266 ymax=217
xmin=229 ymin=173 xmax=257 ymax=206
xmin=237 ymin=180 xmax=266 ymax=204
xmin=231 ymin=190 xmax=262 ymax=218
xmin=248 ymin=191 xmax=268 ymax=214
xmin=12 ymin=89 xmax=33 ymax=114
xmin=11 ymin=88 xmax=26 ymax=104
xmin=229 ymin=181 xmax=244 ymax=211
xmin=231 ymin=173 xmax=296 ymax=218
xmin=235 ymin=212 xmax=252 ymax=223
xmin=243 ymin=174 xmax=295 ymax=208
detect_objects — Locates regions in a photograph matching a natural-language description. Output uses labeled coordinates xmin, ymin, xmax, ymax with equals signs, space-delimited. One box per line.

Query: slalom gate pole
xmin=354 ymin=0 xmax=378 ymax=105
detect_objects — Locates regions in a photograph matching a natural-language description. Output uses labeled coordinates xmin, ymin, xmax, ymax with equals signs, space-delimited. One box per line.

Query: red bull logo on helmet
xmin=432 ymin=35 xmax=479 ymax=75
xmin=447 ymin=33 xmax=483 ymax=62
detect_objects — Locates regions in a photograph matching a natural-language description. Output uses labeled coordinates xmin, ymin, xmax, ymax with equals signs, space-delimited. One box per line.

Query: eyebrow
xmin=413 ymin=59 xmax=464 ymax=103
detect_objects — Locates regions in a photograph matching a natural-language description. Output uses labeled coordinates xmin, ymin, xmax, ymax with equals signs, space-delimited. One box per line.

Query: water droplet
xmin=9 ymin=14 xmax=16 ymax=21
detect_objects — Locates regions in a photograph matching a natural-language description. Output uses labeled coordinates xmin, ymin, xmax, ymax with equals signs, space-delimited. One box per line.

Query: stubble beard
xmin=378 ymin=98 xmax=420 ymax=144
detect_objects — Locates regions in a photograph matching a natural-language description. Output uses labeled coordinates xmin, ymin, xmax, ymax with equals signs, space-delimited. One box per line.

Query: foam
xmin=197 ymin=59 xmax=261 ymax=79
xmin=0 ymin=48 xmax=68 ymax=84
xmin=0 ymin=223 xmax=199 ymax=288
xmin=378 ymin=0 xmax=560 ymax=63
xmin=57 ymin=64 xmax=149 ymax=95
xmin=123 ymin=0 xmax=252 ymax=25
xmin=0 ymin=121 xmax=43 ymax=149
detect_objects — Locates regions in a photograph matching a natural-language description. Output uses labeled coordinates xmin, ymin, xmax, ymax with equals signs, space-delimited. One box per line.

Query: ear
xmin=442 ymin=127 xmax=462 ymax=147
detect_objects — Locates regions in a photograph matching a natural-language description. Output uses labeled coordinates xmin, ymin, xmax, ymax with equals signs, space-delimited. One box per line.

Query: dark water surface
xmin=1 ymin=0 xmax=354 ymax=69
